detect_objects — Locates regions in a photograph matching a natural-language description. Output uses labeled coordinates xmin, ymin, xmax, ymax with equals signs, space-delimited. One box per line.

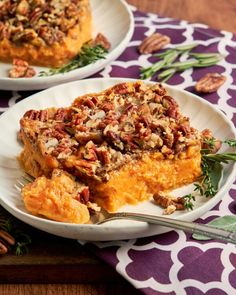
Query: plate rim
xmin=0 ymin=77 xmax=236 ymax=241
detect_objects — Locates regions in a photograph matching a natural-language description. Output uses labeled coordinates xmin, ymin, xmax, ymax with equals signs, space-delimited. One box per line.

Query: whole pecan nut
xmin=195 ymin=73 xmax=226 ymax=93
xmin=0 ymin=229 xmax=15 ymax=255
xmin=138 ymin=33 xmax=171 ymax=54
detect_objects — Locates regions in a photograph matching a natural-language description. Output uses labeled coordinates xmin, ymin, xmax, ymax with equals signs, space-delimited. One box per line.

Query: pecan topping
xmin=93 ymin=33 xmax=111 ymax=50
xmin=21 ymin=81 xmax=201 ymax=182
xmin=8 ymin=58 xmax=36 ymax=78
xmin=153 ymin=192 xmax=185 ymax=215
xmin=195 ymin=73 xmax=226 ymax=93
xmin=0 ymin=0 xmax=86 ymax=46
xmin=24 ymin=109 xmax=48 ymax=121
xmin=138 ymin=33 xmax=171 ymax=54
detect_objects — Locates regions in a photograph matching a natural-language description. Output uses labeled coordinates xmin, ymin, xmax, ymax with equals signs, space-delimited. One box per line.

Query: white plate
xmin=0 ymin=0 xmax=134 ymax=91
xmin=0 ymin=78 xmax=235 ymax=241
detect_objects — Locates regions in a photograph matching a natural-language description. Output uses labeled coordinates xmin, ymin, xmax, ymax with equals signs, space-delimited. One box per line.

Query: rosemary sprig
xmin=200 ymin=153 xmax=236 ymax=198
xmin=183 ymin=194 xmax=196 ymax=210
xmin=140 ymin=43 xmax=223 ymax=82
xmin=39 ymin=44 xmax=108 ymax=76
xmin=182 ymin=139 xmax=236 ymax=209
xmin=224 ymin=139 xmax=236 ymax=147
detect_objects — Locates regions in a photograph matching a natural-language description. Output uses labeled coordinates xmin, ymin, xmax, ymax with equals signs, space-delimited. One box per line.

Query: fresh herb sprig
xmin=183 ymin=194 xmax=196 ymax=210
xmin=224 ymin=139 xmax=236 ymax=147
xmin=140 ymin=43 xmax=223 ymax=82
xmin=39 ymin=44 xmax=108 ymax=76
xmin=183 ymin=139 xmax=236 ymax=210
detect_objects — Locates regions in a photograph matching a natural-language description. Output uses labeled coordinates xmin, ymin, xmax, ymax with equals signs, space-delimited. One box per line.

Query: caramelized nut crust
xmin=0 ymin=0 xmax=92 ymax=67
xmin=19 ymin=81 xmax=201 ymax=182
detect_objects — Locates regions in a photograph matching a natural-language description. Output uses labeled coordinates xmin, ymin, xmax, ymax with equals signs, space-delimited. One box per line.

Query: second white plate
xmin=0 ymin=0 xmax=134 ymax=91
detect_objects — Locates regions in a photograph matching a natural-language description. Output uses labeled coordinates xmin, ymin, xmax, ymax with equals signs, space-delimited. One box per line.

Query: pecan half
xmin=0 ymin=229 xmax=15 ymax=255
xmin=0 ymin=241 xmax=8 ymax=255
xmin=8 ymin=58 xmax=36 ymax=78
xmin=0 ymin=230 xmax=15 ymax=246
xmin=153 ymin=192 xmax=185 ymax=214
xmin=93 ymin=33 xmax=111 ymax=50
xmin=195 ymin=73 xmax=226 ymax=93
xmin=138 ymin=33 xmax=171 ymax=54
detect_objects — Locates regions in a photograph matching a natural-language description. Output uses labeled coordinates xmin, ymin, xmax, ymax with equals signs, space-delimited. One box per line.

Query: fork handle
xmin=109 ymin=212 xmax=236 ymax=244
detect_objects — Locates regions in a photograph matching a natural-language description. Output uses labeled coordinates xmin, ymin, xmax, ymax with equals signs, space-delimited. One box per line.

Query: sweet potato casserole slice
xmin=0 ymin=0 xmax=92 ymax=67
xmin=19 ymin=81 xmax=202 ymax=222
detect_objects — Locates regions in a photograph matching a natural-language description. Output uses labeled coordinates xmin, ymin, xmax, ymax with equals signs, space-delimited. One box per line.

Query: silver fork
xmin=15 ymin=174 xmax=236 ymax=244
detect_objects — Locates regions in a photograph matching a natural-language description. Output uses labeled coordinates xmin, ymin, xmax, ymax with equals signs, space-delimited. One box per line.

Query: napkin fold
xmin=1 ymin=6 xmax=236 ymax=295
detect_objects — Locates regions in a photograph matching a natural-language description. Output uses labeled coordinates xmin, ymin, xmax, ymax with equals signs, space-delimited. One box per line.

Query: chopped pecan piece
xmin=77 ymin=187 xmax=90 ymax=204
xmin=163 ymin=205 xmax=177 ymax=215
xmin=93 ymin=33 xmax=111 ymax=50
xmin=138 ymin=33 xmax=171 ymax=54
xmin=195 ymin=73 xmax=226 ymax=93
xmin=153 ymin=192 xmax=185 ymax=214
xmin=8 ymin=58 xmax=36 ymax=78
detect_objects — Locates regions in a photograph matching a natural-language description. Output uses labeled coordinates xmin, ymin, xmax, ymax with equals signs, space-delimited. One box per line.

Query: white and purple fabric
xmin=1 ymin=6 xmax=236 ymax=295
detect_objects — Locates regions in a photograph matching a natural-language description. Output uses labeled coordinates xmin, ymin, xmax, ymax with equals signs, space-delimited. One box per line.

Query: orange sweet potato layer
xmin=90 ymin=150 xmax=202 ymax=212
xmin=22 ymin=170 xmax=90 ymax=224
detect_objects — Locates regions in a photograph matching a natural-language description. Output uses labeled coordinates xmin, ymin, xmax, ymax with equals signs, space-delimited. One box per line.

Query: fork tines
xmin=15 ymin=172 xmax=34 ymax=192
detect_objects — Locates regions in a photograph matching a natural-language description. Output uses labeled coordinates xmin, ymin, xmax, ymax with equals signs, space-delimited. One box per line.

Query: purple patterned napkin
xmin=1 ymin=6 xmax=236 ymax=295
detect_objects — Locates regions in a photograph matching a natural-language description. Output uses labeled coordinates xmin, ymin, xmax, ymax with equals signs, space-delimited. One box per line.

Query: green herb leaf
xmin=194 ymin=55 xmax=222 ymax=67
xmin=203 ymin=153 xmax=236 ymax=163
xmin=192 ymin=216 xmax=236 ymax=240
xmin=189 ymin=52 xmax=222 ymax=59
xmin=176 ymin=43 xmax=198 ymax=51
xmin=158 ymin=68 xmax=176 ymax=79
xmin=140 ymin=59 xmax=167 ymax=79
xmin=164 ymin=51 xmax=179 ymax=65
xmin=224 ymin=139 xmax=236 ymax=147
xmin=165 ymin=59 xmax=199 ymax=69
xmin=154 ymin=49 xmax=174 ymax=58
xmin=202 ymin=137 xmax=217 ymax=149
xmin=207 ymin=161 xmax=223 ymax=192
xmin=139 ymin=42 xmax=223 ymax=82
xmin=183 ymin=194 xmax=196 ymax=210
xmin=14 ymin=232 xmax=32 ymax=256
xmin=39 ymin=44 xmax=108 ymax=76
